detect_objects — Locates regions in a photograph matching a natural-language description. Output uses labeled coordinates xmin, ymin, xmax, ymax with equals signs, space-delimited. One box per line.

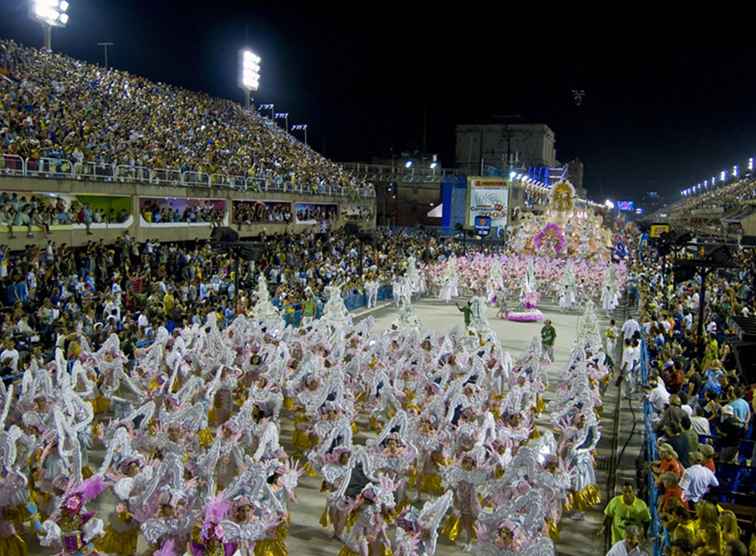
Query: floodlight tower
xmin=31 ymin=0 xmax=70 ymax=51
xmin=239 ymin=49 xmax=261 ymax=110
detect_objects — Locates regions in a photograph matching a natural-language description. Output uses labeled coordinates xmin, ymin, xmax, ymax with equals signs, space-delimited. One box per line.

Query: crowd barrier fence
xmin=0 ymin=154 xmax=376 ymax=199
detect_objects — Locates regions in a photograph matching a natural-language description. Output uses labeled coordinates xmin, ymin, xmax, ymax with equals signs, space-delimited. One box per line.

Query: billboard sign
xmin=649 ymin=223 xmax=671 ymax=239
xmin=466 ymin=177 xmax=509 ymax=230
xmin=617 ymin=201 xmax=635 ymax=212
xmin=474 ymin=215 xmax=492 ymax=236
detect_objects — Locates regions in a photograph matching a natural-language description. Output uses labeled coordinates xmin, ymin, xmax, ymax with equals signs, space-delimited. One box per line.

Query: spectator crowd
xmin=0 ymin=39 xmax=374 ymax=197
xmin=625 ymin=245 xmax=756 ymax=555
xmin=140 ymin=198 xmax=223 ymax=224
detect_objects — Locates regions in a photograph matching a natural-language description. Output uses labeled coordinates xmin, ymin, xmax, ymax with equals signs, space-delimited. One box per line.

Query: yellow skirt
xmin=283 ymin=396 xmax=296 ymax=411
xmin=0 ymin=534 xmax=27 ymax=556
xmin=536 ymin=395 xmax=545 ymax=415
xmin=418 ymin=472 xmax=444 ymax=496
xmin=95 ymin=525 xmax=139 ymax=556
xmin=571 ymin=484 xmax=601 ymax=511
xmin=92 ymin=395 xmax=111 ymax=415
xmin=319 ymin=507 xmax=331 ymax=528
xmin=547 ymin=518 xmax=559 ymax=541
xmin=440 ymin=514 xmax=461 ymax=543
xmin=369 ymin=415 xmax=382 ymax=432
xmin=254 ymin=523 xmax=289 ymax=556
xmin=198 ymin=428 xmax=215 ymax=449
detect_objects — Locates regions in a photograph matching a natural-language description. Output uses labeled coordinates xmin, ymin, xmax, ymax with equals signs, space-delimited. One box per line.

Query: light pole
xmin=238 ymin=49 xmax=261 ymax=110
xmin=97 ymin=42 xmax=114 ymax=68
xmin=259 ymin=104 xmax=274 ymax=119
xmin=292 ymin=124 xmax=308 ymax=146
xmin=31 ymin=0 xmax=70 ymax=51
xmin=274 ymin=112 xmax=289 ymax=132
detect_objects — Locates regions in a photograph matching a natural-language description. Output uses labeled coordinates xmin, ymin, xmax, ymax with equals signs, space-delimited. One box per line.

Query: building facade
xmin=455 ymin=123 xmax=557 ymax=176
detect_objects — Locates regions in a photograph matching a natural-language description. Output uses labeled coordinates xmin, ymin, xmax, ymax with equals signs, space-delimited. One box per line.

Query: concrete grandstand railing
xmin=0 ymin=173 xmax=376 ymax=249
xmin=341 ymin=162 xmax=464 ymax=181
xmin=0 ymin=154 xmax=375 ymax=199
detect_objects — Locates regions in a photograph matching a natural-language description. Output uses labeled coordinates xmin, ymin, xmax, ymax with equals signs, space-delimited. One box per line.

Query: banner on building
xmin=465 ymin=177 xmax=509 ymax=230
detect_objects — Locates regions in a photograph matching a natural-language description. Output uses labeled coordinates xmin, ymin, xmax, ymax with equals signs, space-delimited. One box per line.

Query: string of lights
xmin=680 ymin=156 xmax=755 ymax=197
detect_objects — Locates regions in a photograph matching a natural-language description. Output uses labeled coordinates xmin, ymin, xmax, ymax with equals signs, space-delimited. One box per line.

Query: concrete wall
xmin=455 ymin=123 xmax=557 ymax=174
xmin=0 ymin=176 xmax=375 ymax=249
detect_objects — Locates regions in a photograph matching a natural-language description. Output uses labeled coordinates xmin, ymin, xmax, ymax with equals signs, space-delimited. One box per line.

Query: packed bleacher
xmin=673 ymin=177 xmax=756 ymax=217
xmin=633 ymin=247 xmax=756 ymax=555
xmin=0 ymin=39 xmax=374 ymax=196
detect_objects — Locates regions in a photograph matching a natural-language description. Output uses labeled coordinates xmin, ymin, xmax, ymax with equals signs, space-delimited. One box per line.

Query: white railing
xmin=0 ymin=154 xmax=26 ymax=176
xmin=0 ymin=156 xmax=377 ymax=199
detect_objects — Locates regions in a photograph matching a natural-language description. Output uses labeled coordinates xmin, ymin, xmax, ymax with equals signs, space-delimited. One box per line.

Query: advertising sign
xmin=649 ymin=223 xmax=671 ymax=239
xmin=474 ymin=215 xmax=492 ymax=236
xmin=617 ymin=201 xmax=636 ymax=212
xmin=465 ymin=177 xmax=509 ymax=230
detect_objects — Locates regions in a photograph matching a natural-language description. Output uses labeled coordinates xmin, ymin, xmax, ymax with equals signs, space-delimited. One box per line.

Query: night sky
xmin=2 ymin=1 xmax=756 ymax=201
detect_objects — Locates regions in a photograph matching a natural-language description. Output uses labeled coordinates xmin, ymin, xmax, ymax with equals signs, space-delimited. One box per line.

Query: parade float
xmin=510 ymin=180 xmax=613 ymax=261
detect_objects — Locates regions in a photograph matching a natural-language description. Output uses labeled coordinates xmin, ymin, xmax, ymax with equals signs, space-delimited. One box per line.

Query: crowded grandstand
xmin=0 ymin=13 xmax=755 ymax=556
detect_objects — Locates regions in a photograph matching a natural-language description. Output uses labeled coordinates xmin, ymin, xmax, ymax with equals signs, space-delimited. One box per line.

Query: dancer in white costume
xmin=252 ymin=274 xmax=282 ymax=323
xmin=320 ymin=282 xmax=352 ymax=328
xmin=486 ymin=259 xmax=505 ymax=305
xmin=558 ymin=261 xmax=578 ymax=311
xmin=601 ymin=264 xmax=619 ymax=315
xmin=469 ymin=294 xmax=491 ymax=335
xmin=365 ymin=277 xmax=380 ymax=308
xmin=438 ymin=255 xmax=459 ymax=304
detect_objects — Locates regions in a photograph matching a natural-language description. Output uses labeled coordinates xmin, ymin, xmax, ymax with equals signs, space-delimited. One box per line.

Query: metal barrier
xmin=640 ymin=340 xmax=663 ymax=556
xmin=0 ymin=156 xmax=376 ymax=198
xmin=0 ymin=154 xmax=25 ymax=176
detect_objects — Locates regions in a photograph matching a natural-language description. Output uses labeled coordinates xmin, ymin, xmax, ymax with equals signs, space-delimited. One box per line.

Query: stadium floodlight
xmin=404 ymin=161 xmax=413 ymax=169
xmin=604 ymin=199 xmax=615 ymax=210
xmin=720 ymin=170 xmax=726 ymax=182
xmin=239 ymin=49 xmax=261 ymax=109
xmin=273 ymin=112 xmax=289 ymax=131
xmin=430 ymin=162 xmax=438 ymax=170
xmin=291 ymin=124 xmax=308 ymax=145
xmin=31 ymin=0 xmax=70 ymax=50
xmin=749 ymin=158 xmax=754 ymax=171
xmin=704 ymin=180 xmax=708 ymax=187
xmin=732 ymin=165 xmax=739 ymax=177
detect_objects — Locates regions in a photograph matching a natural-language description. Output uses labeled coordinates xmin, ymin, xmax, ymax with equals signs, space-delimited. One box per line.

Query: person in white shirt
xmin=622 ymin=318 xmax=640 ymax=341
xmin=621 ymin=338 xmax=641 ymax=396
xmin=646 ymin=377 xmax=670 ymax=415
xmin=689 ymin=413 xmax=711 ymax=436
xmin=0 ymin=340 xmax=19 ymax=373
xmin=679 ymin=452 xmax=719 ymax=503
xmin=606 ymin=525 xmax=647 ymax=556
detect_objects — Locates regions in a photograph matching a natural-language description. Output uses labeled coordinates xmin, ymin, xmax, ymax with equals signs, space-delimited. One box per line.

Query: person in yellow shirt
xmin=601 ymin=483 xmax=652 ymax=545
xmin=163 ymin=289 xmax=175 ymax=315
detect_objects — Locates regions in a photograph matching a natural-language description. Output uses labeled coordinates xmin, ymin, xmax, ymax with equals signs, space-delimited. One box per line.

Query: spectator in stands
xmin=717 ymin=405 xmax=746 ymax=463
xmin=0 ymin=39 xmax=375 ymax=198
xmin=662 ymin=422 xmax=692 ymax=468
xmin=656 ymin=472 xmax=687 ymax=513
xmin=679 ymin=452 xmax=719 ymax=505
xmin=652 ymin=443 xmax=685 ymax=481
